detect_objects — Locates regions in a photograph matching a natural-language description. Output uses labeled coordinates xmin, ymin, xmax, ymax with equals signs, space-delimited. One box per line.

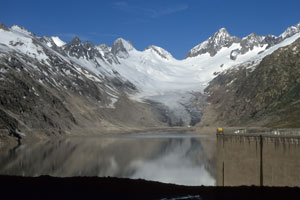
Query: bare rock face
xmin=186 ymin=22 xmax=300 ymax=60
xmin=96 ymin=44 xmax=119 ymax=64
xmin=0 ymin=22 xmax=165 ymax=142
xmin=64 ymin=37 xmax=104 ymax=60
xmin=204 ymin=37 xmax=300 ymax=128
xmin=0 ymin=21 xmax=9 ymax=31
xmin=0 ymin=49 xmax=163 ymax=140
xmin=1 ymin=19 xmax=300 ymax=143
xmin=230 ymin=33 xmax=265 ymax=60
xmin=111 ymin=38 xmax=134 ymax=59
xmin=186 ymin=28 xmax=240 ymax=58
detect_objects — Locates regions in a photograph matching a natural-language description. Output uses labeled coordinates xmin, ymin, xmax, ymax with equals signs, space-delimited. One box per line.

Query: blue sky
xmin=1 ymin=0 xmax=300 ymax=59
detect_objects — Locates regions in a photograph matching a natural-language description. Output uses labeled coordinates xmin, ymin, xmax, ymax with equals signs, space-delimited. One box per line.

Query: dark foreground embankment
xmin=0 ymin=176 xmax=300 ymax=200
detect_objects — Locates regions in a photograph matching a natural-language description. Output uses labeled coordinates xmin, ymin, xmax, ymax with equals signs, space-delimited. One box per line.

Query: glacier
xmin=1 ymin=21 xmax=300 ymax=126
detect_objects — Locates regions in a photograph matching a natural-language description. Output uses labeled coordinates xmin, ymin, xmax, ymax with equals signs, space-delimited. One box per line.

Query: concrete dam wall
xmin=217 ymin=134 xmax=300 ymax=186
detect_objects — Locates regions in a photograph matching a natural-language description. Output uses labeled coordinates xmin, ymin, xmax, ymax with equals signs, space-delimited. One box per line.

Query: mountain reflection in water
xmin=0 ymin=133 xmax=216 ymax=186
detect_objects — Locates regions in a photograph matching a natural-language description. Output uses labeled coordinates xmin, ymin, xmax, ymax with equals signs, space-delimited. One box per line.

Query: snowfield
xmin=108 ymin=32 xmax=300 ymax=100
xmin=1 ymin=22 xmax=300 ymax=125
xmin=2 ymin=24 xmax=300 ymax=101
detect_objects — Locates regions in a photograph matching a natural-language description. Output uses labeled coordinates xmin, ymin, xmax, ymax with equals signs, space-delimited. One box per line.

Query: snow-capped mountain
xmin=145 ymin=45 xmax=174 ymax=60
xmin=3 ymin=21 xmax=299 ymax=98
xmin=111 ymin=22 xmax=300 ymax=98
xmin=51 ymin=36 xmax=66 ymax=47
xmin=186 ymin=28 xmax=240 ymax=58
xmin=111 ymin=38 xmax=135 ymax=59
xmin=280 ymin=22 xmax=300 ymax=39
xmin=10 ymin=25 xmax=35 ymax=37
xmin=96 ymin=44 xmax=119 ymax=64
xmin=204 ymin=35 xmax=300 ymax=127
xmin=1 ymin=20 xmax=300 ymax=135
xmin=63 ymin=37 xmax=103 ymax=60
xmin=0 ymin=21 xmax=163 ymax=140
xmin=186 ymin=22 xmax=300 ymax=60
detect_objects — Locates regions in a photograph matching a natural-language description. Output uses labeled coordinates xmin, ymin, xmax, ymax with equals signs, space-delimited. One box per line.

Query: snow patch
xmin=10 ymin=25 xmax=32 ymax=36
xmin=51 ymin=36 xmax=66 ymax=47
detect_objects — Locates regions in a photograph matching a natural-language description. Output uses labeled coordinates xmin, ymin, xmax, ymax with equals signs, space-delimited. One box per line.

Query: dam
xmin=217 ymin=130 xmax=300 ymax=186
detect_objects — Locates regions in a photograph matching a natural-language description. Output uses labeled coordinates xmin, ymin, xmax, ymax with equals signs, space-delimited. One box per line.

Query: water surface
xmin=0 ymin=133 xmax=216 ymax=186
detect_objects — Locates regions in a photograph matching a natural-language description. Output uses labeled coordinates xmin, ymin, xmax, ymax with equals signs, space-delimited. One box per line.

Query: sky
xmin=1 ymin=0 xmax=300 ymax=59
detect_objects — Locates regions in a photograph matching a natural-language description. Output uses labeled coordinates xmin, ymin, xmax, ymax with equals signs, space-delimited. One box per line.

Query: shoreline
xmin=0 ymin=126 xmax=214 ymax=149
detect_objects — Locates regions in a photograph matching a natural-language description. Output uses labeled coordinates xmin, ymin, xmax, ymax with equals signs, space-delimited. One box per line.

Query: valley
xmin=0 ymin=21 xmax=300 ymax=146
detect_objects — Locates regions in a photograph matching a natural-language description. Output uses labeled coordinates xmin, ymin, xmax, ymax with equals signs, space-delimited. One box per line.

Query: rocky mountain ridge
xmin=1 ymin=20 xmax=300 ymax=144
xmin=0 ymin=22 xmax=165 ymax=143
xmin=203 ymin=37 xmax=300 ymax=128
xmin=186 ymin=22 xmax=300 ymax=60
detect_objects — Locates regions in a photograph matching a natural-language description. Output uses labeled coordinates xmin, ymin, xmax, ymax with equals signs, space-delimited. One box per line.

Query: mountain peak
xmin=95 ymin=44 xmax=119 ymax=64
xmin=113 ymin=38 xmax=134 ymax=51
xmin=244 ymin=32 xmax=257 ymax=38
xmin=242 ymin=32 xmax=265 ymax=43
xmin=97 ymin=44 xmax=111 ymax=50
xmin=211 ymin=27 xmax=231 ymax=41
xmin=51 ymin=36 xmax=66 ymax=47
xmin=229 ymin=32 xmax=266 ymax=60
xmin=70 ymin=36 xmax=81 ymax=44
xmin=280 ymin=22 xmax=300 ymax=39
xmin=216 ymin=27 xmax=229 ymax=35
xmin=186 ymin=27 xmax=239 ymax=58
xmin=84 ymin=41 xmax=94 ymax=48
xmin=115 ymin=37 xmax=126 ymax=42
xmin=112 ymin=38 xmax=134 ymax=58
xmin=145 ymin=45 xmax=173 ymax=60
xmin=10 ymin=25 xmax=34 ymax=36
xmin=64 ymin=37 xmax=103 ymax=60
xmin=0 ymin=21 xmax=9 ymax=31
xmin=96 ymin=44 xmax=112 ymax=54
xmin=210 ymin=27 xmax=235 ymax=45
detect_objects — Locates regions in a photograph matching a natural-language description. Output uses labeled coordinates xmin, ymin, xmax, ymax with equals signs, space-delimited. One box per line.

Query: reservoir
xmin=0 ymin=133 xmax=216 ymax=186
xmin=2 ymin=131 xmax=300 ymax=187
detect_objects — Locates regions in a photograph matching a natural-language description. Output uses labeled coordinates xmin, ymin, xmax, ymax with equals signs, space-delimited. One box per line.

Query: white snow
xmin=129 ymin=138 xmax=215 ymax=186
xmin=115 ymin=38 xmax=134 ymax=51
xmin=280 ymin=26 xmax=298 ymax=39
xmin=51 ymin=36 xmax=66 ymax=47
xmin=107 ymin=97 xmax=118 ymax=109
xmin=116 ymin=32 xmax=300 ymax=99
xmin=190 ymin=40 xmax=208 ymax=55
xmin=0 ymin=29 xmax=49 ymax=62
xmin=244 ymin=32 xmax=300 ymax=69
xmin=2 ymin=25 xmax=299 ymax=102
xmin=188 ymin=27 xmax=232 ymax=56
xmin=1 ymin=24 xmax=300 ymax=118
xmin=96 ymin=44 xmax=112 ymax=57
xmin=111 ymin=41 xmax=269 ymax=100
xmin=10 ymin=25 xmax=32 ymax=36
xmin=0 ymin=68 xmax=7 ymax=73
xmin=292 ymin=46 xmax=297 ymax=51
xmin=145 ymin=45 xmax=174 ymax=60
xmin=46 ymin=42 xmax=52 ymax=47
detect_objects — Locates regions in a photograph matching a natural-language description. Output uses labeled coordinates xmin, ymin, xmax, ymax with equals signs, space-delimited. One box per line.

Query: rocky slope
xmin=186 ymin=22 xmax=300 ymax=59
xmin=1 ymin=20 xmax=300 ymax=144
xmin=0 ymin=22 xmax=165 ymax=144
xmin=203 ymin=37 xmax=300 ymax=128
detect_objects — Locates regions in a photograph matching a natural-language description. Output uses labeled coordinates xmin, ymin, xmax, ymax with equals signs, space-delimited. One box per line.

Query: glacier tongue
xmin=2 ymin=21 xmax=300 ymax=126
xmin=145 ymin=91 xmax=204 ymax=126
xmin=108 ymin=29 xmax=300 ymax=125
